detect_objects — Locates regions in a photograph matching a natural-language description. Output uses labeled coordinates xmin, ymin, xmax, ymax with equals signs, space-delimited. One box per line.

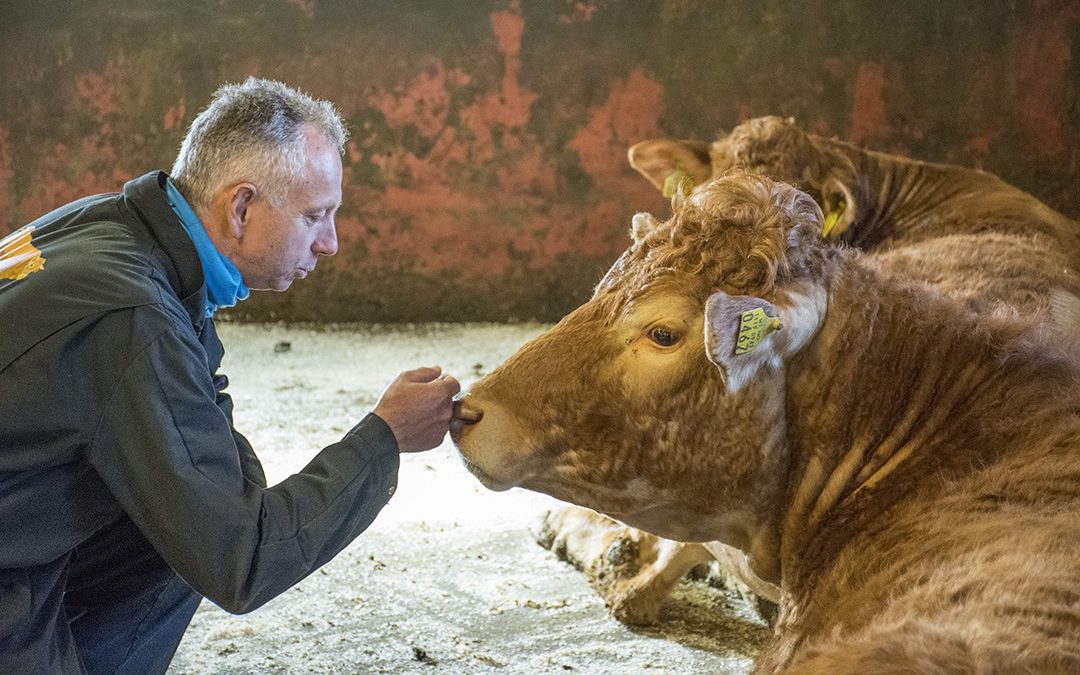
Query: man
xmin=0 ymin=78 xmax=464 ymax=673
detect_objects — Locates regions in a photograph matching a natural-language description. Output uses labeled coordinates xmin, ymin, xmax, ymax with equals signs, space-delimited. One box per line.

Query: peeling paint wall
xmin=2 ymin=0 xmax=1078 ymax=321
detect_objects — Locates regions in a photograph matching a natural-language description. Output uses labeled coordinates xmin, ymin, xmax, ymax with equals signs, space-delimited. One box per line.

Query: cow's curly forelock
xmin=600 ymin=171 xmax=829 ymax=310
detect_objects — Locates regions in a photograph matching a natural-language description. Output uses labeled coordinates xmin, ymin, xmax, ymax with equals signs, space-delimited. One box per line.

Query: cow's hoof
xmin=604 ymin=581 xmax=664 ymax=625
xmin=532 ymin=510 xmax=558 ymax=551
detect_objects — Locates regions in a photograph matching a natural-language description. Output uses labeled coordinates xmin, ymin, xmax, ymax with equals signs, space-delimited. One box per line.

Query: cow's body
xmin=752 ymin=246 xmax=1080 ymax=672
xmin=536 ymin=116 xmax=1080 ymax=627
xmin=453 ymin=173 xmax=1080 ymax=672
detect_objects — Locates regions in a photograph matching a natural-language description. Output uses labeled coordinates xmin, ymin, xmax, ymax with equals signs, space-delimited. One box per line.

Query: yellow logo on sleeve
xmin=0 ymin=226 xmax=46 ymax=281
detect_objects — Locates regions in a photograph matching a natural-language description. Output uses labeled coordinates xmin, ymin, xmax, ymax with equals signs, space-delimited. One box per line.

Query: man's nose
xmin=314 ymin=220 xmax=338 ymax=257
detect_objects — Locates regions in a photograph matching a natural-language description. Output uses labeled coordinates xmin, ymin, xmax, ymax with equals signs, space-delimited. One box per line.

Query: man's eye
xmin=649 ymin=327 xmax=679 ymax=347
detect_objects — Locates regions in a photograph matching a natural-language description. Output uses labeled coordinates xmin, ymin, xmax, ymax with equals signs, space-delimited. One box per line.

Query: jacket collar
xmin=121 ymin=171 xmax=209 ymax=327
xmin=164 ymin=178 xmax=249 ymax=317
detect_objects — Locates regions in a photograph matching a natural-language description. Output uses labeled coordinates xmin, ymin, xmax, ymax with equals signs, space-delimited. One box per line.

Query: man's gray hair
xmin=171 ymin=77 xmax=348 ymax=209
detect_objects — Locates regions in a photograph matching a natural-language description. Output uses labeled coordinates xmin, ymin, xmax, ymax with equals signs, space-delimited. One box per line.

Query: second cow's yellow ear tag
xmin=734 ymin=307 xmax=783 ymax=355
xmin=662 ymin=170 xmax=694 ymax=198
xmin=822 ymin=197 xmax=846 ymax=238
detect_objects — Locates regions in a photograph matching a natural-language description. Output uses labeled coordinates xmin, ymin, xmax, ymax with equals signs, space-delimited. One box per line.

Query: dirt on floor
xmin=168 ymin=323 xmax=768 ymax=675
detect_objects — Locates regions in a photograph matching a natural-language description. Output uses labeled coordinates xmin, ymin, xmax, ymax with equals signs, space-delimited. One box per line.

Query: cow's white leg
xmin=702 ymin=541 xmax=781 ymax=604
xmin=534 ymin=505 xmax=714 ymax=625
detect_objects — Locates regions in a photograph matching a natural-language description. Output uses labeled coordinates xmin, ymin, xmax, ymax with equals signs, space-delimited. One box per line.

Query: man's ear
xmin=819 ymin=178 xmax=856 ymax=239
xmin=704 ymin=288 xmax=825 ymax=393
xmin=628 ymin=139 xmax=713 ymax=197
xmin=225 ymin=183 xmax=258 ymax=240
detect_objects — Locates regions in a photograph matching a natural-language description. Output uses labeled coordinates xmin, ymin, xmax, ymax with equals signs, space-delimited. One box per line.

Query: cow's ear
xmin=628 ymin=139 xmax=713 ymax=197
xmin=819 ymin=178 xmax=857 ymax=239
xmin=704 ymin=289 xmax=824 ymax=393
xmin=630 ymin=212 xmax=661 ymax=244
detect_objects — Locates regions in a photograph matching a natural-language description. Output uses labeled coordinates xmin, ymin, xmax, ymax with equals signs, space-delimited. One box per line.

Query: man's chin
xmin=245 ymin=279 xmax=294 ymax=292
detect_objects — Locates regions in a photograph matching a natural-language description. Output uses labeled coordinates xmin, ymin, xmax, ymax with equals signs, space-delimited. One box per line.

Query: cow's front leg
xmin=533 ymin=505 xmax=714 ymax=625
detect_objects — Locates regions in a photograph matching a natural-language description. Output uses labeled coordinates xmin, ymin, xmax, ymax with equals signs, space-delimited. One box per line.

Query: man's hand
xmin=373 ymin=366 xmax=460 ymax=453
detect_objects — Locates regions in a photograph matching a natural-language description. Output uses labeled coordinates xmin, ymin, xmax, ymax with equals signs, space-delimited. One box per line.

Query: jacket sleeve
xmin=200 ymin=317 xmax=268 ymax=488
xmin=87 ymin=326 xmax=400 ymax=614
xmin=212 ymin=370 xmax=267 ymax=489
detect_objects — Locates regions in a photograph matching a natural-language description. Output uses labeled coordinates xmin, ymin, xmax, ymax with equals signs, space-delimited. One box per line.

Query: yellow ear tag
xmin=662 ymin=170 xmax=694 ymax=198
xmin=822 ymin=200 xmax=845 ymax=238
xmin=734 ymin=308 xmax=783 ymax=355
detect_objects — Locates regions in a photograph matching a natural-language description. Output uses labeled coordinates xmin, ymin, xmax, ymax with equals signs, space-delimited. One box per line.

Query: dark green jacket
xmin=0 ymin=171 xmax=399 ymax=613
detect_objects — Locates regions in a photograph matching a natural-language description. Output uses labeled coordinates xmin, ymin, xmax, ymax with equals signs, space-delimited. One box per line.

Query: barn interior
xmin=2 ymin=1 xmax=1078 ymax=673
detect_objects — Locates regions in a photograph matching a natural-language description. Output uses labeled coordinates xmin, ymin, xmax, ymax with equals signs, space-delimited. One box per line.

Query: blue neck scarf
xmin=165 ymin=179 xmax=249 ymax=317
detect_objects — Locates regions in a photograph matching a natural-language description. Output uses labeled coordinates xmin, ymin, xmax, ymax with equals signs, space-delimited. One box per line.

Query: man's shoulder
xmin=0 ymin=172 xmax=208 ymax=371
xmin=0 ymin=291 xmax=200 ymax=378
xmin=0 ymin=213 xmax=196 ymax=373
xmin=14 ymin=171 xmax=187 ymax=289
xmin=49 ymin=219 xmax=161 ymax=292
xmin=4 ymin=216 xmax=166 ymax=311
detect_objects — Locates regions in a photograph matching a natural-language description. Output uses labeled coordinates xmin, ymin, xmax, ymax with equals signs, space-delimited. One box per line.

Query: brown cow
xmin=537 ymin=116 xmax=1080 ymax=627
xmin=631 ymin=116 xmax=1080 ymax=258
xmin=629 ymin=115 xmax=1080 ymax=320
xmin=453 ymin=172 xmax=1080 ymax=673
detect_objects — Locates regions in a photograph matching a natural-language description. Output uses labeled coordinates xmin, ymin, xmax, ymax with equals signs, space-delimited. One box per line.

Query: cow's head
xmin=628 ymin=116 xmax=859 ymax=240
xmin=453 ymin=172 xmax=832 ymax=546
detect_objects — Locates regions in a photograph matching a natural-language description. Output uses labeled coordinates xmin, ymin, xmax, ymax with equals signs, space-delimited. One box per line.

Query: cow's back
xmin=872 ymin=231 xmax=1080 ymax=324
xmin=837 ymin=143 xmax=1080 ymax=262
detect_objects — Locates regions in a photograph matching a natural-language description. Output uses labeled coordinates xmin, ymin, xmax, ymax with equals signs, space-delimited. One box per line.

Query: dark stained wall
xmin=2 ymin=0 xmax=1078 ymax=321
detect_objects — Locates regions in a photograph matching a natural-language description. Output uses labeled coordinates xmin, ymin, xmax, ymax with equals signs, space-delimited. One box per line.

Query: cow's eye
xmin=649 ymin=327 xmax=679 ymax=347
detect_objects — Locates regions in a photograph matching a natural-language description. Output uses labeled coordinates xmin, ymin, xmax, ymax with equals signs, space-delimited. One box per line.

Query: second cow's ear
xmin=628 ymin=139 xmax=713 ymax=197
xmin=819 ymin=178 xmax=857 ymax=239
xmin=704 ymin=288 xmax=825 ymax=393
xmin=630 ymin=212 xmax=662 ymax=244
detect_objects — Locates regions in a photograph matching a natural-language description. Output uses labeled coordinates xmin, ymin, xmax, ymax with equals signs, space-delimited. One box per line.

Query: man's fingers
xmin=401 ymin=365 xmax=442 ymax=382
xmin=440 ymin=375 xmax=461 ymax=397
xmin=398 ymin=368 xmax=461 ymax=396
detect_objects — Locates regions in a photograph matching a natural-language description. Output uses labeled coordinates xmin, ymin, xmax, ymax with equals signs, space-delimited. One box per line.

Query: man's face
xmin=238 ymin=125 xmax=343 ymax=291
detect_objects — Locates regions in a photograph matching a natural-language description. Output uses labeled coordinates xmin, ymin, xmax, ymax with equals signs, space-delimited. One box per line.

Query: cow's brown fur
xmin=540 ymin=116 xmax=1080 ymax=628
xmin=454 ymin=172 xmax=1080 ymax=673
xmin=631 ymin=116 xmax=1080 ymax=256
xmin=631 ymin=116 xmax=1080 ymax=320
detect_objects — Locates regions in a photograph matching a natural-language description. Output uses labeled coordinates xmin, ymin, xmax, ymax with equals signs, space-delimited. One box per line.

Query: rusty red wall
xmin=2 ymin=0 xmax=1078 ymax=321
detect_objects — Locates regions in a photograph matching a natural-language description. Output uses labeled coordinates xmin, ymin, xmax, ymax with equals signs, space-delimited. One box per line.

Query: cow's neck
xmin=776 ymin=260 xmax=1070 ymax=591
xmin=838 ymin=144 xmax=968 ymax=249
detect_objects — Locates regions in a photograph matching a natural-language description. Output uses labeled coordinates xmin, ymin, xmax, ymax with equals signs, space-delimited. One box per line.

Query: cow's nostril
xmin=452 ymin=399 xmax=483 ymax=425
